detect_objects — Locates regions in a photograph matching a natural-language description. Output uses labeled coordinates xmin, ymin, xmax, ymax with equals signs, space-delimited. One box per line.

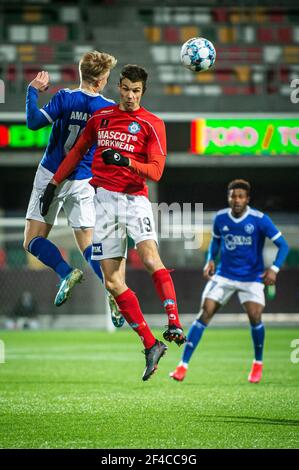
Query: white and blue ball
xmin=180 ymin=37 xmax=216 ymax=72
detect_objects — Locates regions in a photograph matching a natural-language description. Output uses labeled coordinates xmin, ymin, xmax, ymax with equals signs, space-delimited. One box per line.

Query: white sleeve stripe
xmin=99 ymin=94 xmax=115 ymax=103
xmin=212 ymin=232 xmax=221 ymax=238
xmin=271 ymin=232 xmax=282 ymax=241
xmin=135 ymin=116 xmax=165 ymax=155
xmin=270 ymin=265 xmax=280 ymax=273
xmin=40 ymin=108 xmax=53 ymax=123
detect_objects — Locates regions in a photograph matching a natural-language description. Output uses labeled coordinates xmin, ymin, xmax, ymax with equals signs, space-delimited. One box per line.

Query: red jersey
xmin=83 ymin=104 xmax=167 ymax=197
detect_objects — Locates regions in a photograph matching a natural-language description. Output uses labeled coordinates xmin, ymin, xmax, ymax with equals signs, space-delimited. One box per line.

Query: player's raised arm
xmin=30 ymin=70 xmax=50 ymax=92
xmin=26 ymin=71 xmax=51 ymax=130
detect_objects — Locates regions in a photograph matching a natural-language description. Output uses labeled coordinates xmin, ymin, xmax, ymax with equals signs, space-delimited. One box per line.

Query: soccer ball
xmin=180 ymin=37 xmax=216 ymax=72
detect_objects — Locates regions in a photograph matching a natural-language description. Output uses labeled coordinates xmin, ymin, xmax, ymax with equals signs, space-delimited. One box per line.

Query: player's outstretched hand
xmin=261 ymin=268 xmax=277 ymax=286
xmin=203 ymin=260 xmax=215 ymax=280
xmin=29 ymin=71 xmax=50 ymax=92
xmin=102 ymin=149 xmax=130 ymax=167
xmin=39 ymin=183 xmax=57 ymax=217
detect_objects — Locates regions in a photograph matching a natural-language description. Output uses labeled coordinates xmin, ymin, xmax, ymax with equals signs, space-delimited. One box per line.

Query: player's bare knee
xmin=249 ymin=313 xmax=262 ymax=326
xmin=142 ymin=256 xmax=159 ymax=273
xmin=104 ymin=278 xmax=116 ymax=292
xmin=198 ymin=302 xmax=217 ymax=324
xmin=246 ymin=303 xmax=263 ymax=325
xmin=104 ymin=278 xmax=125 ymax=296
xmin=199 ymin=309 xmax=213 ymax=324
xmin=23 ymin=234 xmax=33 ymax=251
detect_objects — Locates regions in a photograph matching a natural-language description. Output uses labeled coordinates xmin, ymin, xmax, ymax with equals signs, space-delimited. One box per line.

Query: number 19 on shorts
xmin=138 ymin=217 xmax=153 ymax=234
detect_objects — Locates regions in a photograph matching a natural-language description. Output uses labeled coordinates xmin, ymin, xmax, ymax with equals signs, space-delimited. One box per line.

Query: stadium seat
xmin=144 ymin=26 xmax=161 ymax=43
xmin=218 ymin=27 xmax=237 ymax=44
xmin=9 ymin=25 xmax=28 ymax=42
xmin=278 ymin=28 xmax=293 ymax=44
xmin=6 ymin=65 xmax=17 ymax=82
xmin=212 ymin=7 xmax=228 ymax=23
xmin=60 ymin=6 xmax=80 ymax=23
xmin=29 ymin=26 xmax=48 ymax=43
xmin=269 ymin=9 xmax=286 ymax=24
xmin=164 ymin=84 xmax=183 ymax=95
xmin=22 ymin=6 xmax=42 ymax=23
xmin=235 ymin=66 xmax=251 ymax=82
xmin=36 ymin=45 xmax=55 ymax=63
xmin=279 ymin=66 xmax=291 ymax=83
xmin=17 ymin=45 xmax=36 ymax=63
xmin=163 ymin=26 xmax=180 ymax=44
xmin=257 ymin=27 xmax=276 ymax=43
xmin=284 ymin=46 xmax=299 ymax=63
xmin=23 ymin=66 xmax=40 ymax=82
xmin=49 ymin=25 xmax=68 ymax=42
xmin=180 ymin=26 xmax=199 ymax=43
xmin=61 ymin=65 xmax=77 ymax=83
xmin=215 ymin=69 xmax=233 ymax=82
xmin=195 ymin=71 xmax=214 ymax=82
xmin=0 ymin=45 xmax=17 ymax=62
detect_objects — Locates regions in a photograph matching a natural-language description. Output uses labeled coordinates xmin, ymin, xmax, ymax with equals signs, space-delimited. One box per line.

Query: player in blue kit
xmin=23 ymin=51 xmax=124 ymax=326
xmin=170 ymin=179 xmax=289 ymax=383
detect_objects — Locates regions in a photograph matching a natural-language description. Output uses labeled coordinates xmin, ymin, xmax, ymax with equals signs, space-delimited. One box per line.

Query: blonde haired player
xmin=24 ymin=51 xmax=123 ymax=326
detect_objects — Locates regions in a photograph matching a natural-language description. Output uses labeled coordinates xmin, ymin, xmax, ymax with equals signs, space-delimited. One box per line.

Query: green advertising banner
xmin=0 ymin=123 xmax=51 ymax=148
xmin=191 ymin=119 xmax=299 ymax=155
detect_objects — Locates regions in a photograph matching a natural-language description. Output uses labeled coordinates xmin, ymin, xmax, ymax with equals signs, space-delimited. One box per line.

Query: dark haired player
xmin=40 ymin=65 xmax=186 ymax=381
xmin=23 ymin=51 xmax=124 ymax=328
xmin=170 ymin=179 xmax=289 ymax=384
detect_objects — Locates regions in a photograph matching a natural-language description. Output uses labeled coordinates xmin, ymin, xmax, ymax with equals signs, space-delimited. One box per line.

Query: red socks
xmin=152 ymin=268 xmax=181 ymax=327
xmin=115 ymin=288 xmax=156 ymax=349
xmin=114 ymin=270 xmax=181 ymax=349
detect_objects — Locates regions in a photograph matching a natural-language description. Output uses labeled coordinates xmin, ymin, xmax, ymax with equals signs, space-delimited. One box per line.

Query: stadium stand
xmin=0 ymin=1 xmax=299 ymax=111
xmin=140 ymin=5 xmax=299 ymax=105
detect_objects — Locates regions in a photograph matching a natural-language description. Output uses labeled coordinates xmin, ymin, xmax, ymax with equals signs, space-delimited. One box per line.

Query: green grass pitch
xmin=0 ymin=328 xmax=298 ymax=449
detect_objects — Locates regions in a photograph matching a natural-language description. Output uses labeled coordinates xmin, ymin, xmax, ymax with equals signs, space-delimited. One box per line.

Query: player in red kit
xmin=40 ymin=65 xmax=186 ymax=381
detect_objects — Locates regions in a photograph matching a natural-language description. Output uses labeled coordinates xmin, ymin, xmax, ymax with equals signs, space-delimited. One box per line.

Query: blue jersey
xmin=27 ymin=87 xmax=114 ymax=180
xmin=212 ymin=207 xmax=282 ymax=282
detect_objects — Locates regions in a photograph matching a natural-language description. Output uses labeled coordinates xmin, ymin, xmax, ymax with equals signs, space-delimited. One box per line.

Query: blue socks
xmin=27 ymin=236 xmax=72 ymax=279
xmin=182 ymin=319 xmax=207 ymax=365
xmin=251 ymin=322 xmax=265 ymax=362
xmin=28 ymin=239 xmax=104 ymax=285
xmin=83 ymin=245 xmax=104 ymax=284
xmin=179 ymin=318 xmax=265 ymax=367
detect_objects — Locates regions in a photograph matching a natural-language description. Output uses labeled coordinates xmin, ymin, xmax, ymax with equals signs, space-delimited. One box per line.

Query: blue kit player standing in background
xmin=170 ymin=179 xmax=289 ymax=384
xmin=24 ymin=50 xmax=124 ymax=327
